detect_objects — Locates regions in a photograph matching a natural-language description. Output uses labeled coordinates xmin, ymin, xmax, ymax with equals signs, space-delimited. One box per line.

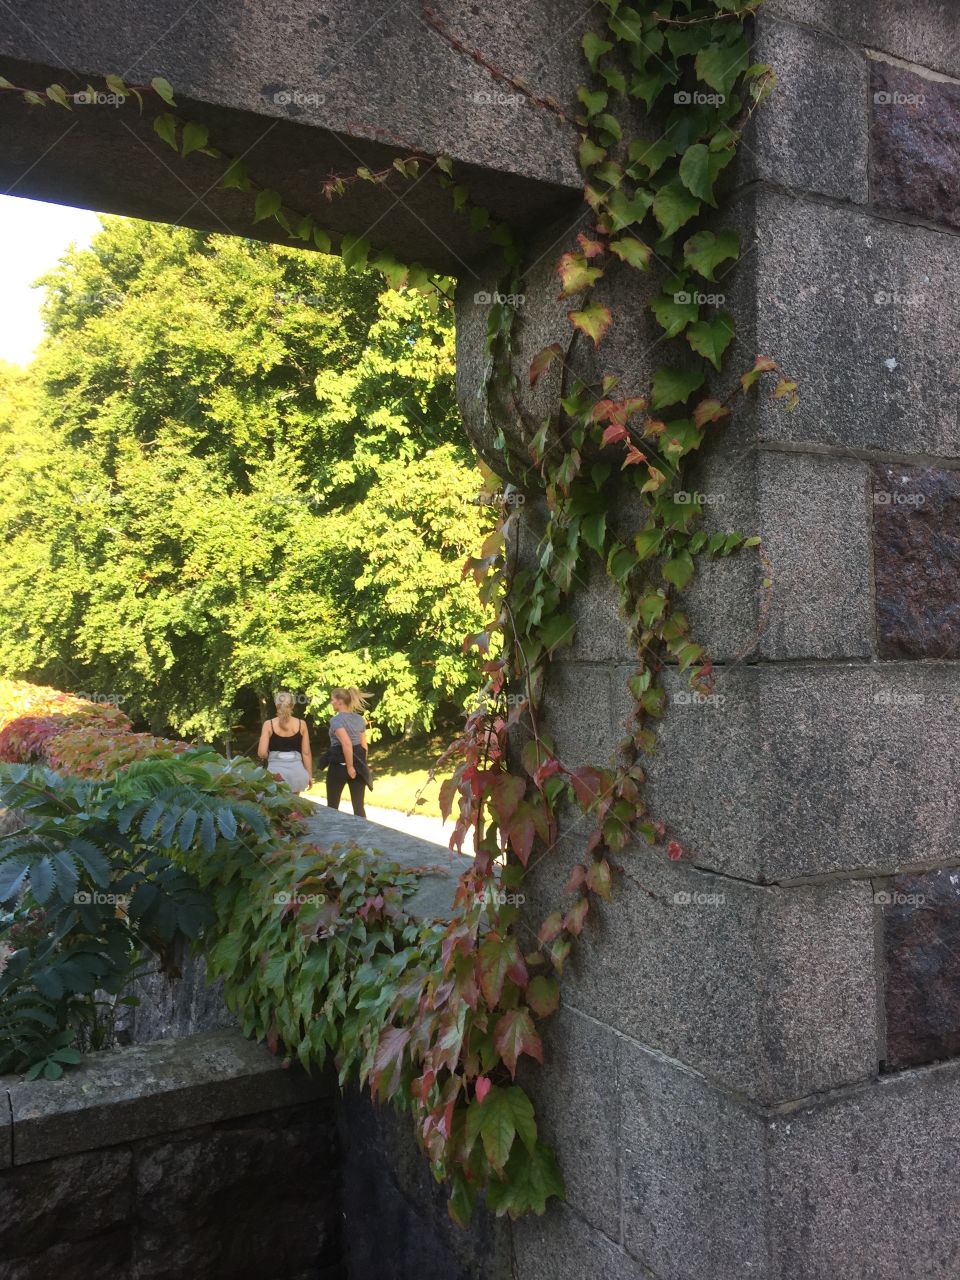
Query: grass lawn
xmin=305 ymin=730 xmax=455 ymax=818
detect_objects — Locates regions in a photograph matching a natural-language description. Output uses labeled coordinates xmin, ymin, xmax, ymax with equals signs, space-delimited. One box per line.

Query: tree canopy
xmin=0 ymin=218 xmax=489 ymax=739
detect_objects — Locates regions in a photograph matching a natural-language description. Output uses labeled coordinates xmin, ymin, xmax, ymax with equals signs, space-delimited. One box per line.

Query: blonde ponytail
xmin=331 ymin=686 xmax=370 ymax=713
xmin=274 ymin=690 xmax=296 ymax=725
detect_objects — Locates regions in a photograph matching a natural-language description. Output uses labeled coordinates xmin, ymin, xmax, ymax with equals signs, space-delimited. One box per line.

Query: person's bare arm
xmin=335 ymin=727 xmax=355 ymax=777
xmin=257 ymin=721 xmax=271 ymax=761
xmin=300 ymin=721 xmax=312 ymax=775
xmin=360 ymin=730 xmax=368 ymax=752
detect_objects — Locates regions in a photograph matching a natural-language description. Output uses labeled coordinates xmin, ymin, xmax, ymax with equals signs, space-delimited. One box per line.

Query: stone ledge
xmin=302 ymin=803 xmax=473 ymax=920
xmin=1 ymin=1030 xmax=332 ymax=1166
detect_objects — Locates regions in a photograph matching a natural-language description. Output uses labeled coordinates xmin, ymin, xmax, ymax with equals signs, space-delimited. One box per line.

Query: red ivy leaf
xmin=601 ymin=422 xmax=629 ymax=447
xmin=577 ymin=230 xmax=605 ymax=258
xmin=493 ymin=1008 xmax=544 ymax=1077
xmin=667 ymin=840 xmax=684 ymax=861
xmin=537 ymin=911 xmax=564 ymax=945
xmin=479 ymin=933 xmax=522 ymax=1007
xmin=475 ymin=1075 xmax=492 ymax=1103
xmin=563 ymin=896 xmax=590 ymax=935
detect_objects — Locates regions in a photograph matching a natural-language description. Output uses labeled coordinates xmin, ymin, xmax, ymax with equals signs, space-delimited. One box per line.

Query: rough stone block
xmin=767 ymin=0 xmax=960 ymax=79
xmin=645 ymin=663 xmax=960 ymax=881
xmin=519 ymin=1008 xmax=621 ymax=1240
xmin=872 ymin=463 xmax=960 ymax=659
xmin=0 ymin=1146 xmax=133 ymax=1257
xmin=757 ymin=449 xmax=874 ymax=658
xmin=0 ymin=2 xmax=582 ymax=272
xmin=768 ymin=1059 xmax=960 ymax=1279
xmin=619 ymin=1040 xmax=769 ymax=1280
xmin=872 ymin=59 xmax=960 ymax=229
xmin=744 ymin=17 xmax=870 ymax=203
xmin=3 ymin=1030 xmax=331 ymax=1164
xmin=882 ymin=867 xmax=960 ymax=1069
xmin=735 ymin=190 xmax=960 ymax=457
xmin=524 ymin=837 xmax=878 ymax=1103
xmin=134 ymin=1105 xmax=340 ymax=1280
xmin=339 ymin=1085 xmax=510 ymax=1280
xmin=513 ymin=1200 xmax=648 ymax=1280
xmin=540 ymin=662 xmax=616 ymax=770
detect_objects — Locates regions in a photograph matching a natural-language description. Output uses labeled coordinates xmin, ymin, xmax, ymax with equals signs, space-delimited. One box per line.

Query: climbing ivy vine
xmin=7 ymin=0 xmax=798 ymax=1225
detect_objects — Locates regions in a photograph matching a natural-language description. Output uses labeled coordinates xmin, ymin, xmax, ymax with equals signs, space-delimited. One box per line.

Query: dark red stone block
xmin=884 ymin=869 xmax=960 ymax=1069
xmin=872 ymin=464 xmax=960 ymax=658
xmin=871 ymin=62 xmax=960 ymax=229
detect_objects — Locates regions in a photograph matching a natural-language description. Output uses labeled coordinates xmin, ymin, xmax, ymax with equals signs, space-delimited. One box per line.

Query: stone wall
xmin=456 ymin=4 xmax=960 ymax=1278
xmin=0 ymin=1031 xmax=342 ymax=1280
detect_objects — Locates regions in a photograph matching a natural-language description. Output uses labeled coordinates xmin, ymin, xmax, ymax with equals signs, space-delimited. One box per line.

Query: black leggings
xmin=326 ymin=765 xmax=366 ymax=818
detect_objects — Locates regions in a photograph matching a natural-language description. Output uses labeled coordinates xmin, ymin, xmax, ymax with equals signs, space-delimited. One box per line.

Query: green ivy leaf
xmin=253 ymin=188 xmax=282 ymax=222
xmin=650 ymin=293 xmax=699 ymax=339
xmin=662 ymin=550 xmax=695 ymax=589
xmin=557 ymin=252 xmax=604 ymax=297
xmin=313 ymin=227 xmax=332 ymax=253
xmin=683 ymin=229 xmax=740 ymax=281
xmin=576 ymin=86 xmax=608 ymax=117
xmin=568 ymin=301 xmax=613 ymax=346
xmin=578 ymin=136 xmax=606 ymax=168
xmin=650 ymin=367 xmax=705 ymax=410
xmin=608 ymin=6 xmax=645 ymax=41
xmin=695 ymin=38 xmax=749 ymax=98
xmin=630 ymin=66 xmax=675 ymax=110
xmin=485 ymin=1141 xmax=564 ymax=1218
xmin=181 ymin=121 xmax=209 ymax=158
xmin=150 ymin=76 xmax=176 ymax=106
xmin=45 ymin=84 xmax=71 ymax=109
xmin=686 ymin=310 xmax=736 ymax=371
xmin=221 ymin=158 xmax=250 ymax=190
xmin=526 ymin=975 xmax=560 ymax=1017
xmin=609 ymin=237 xmax=652 ymax=270
xmin=152 ymin=113 xmax=179 ymax=150
xmin=605 ymin=188 xmax=653 ymax=232
xmin=652 ymin=181 xmax=700 ymax=238
xmin=583 ymin=32 xmax=614 ymax=69
xmin=581 ymin=511 xmax=607 ymax=554
xmin=341 ymin=234 xmax=371 ymax=269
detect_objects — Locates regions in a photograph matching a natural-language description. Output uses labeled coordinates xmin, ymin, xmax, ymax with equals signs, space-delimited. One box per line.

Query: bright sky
xmin=0 ymin=194 xmax=102 ymax=366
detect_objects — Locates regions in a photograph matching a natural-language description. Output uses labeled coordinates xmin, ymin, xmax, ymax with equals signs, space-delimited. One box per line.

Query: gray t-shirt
xmin=329 ymin=711 xmax=366 ymax=745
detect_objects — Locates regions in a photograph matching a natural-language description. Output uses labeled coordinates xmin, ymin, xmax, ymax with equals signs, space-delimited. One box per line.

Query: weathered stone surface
xmin=645 ymin=663 xmax=960 ymax=880
xmin=883 ymin=868 xmax=960 ymax=1069
xmin=339 ymin=1085 xmax=510 ymax=1280
xmin=0 ymin=2 xmax=582 ymax=274
xmin=872 ymin=463 xmax=960 ymax=659
xmin=519 ymin=1008 xmax=621 ymax=1239
xmin=0 ymin=1146 xmax=133 ymax=1257
xmin=302 ymin=803 xmax=472 ymax=919
xmin=872 ymin=61 xmax=960 ymax=228
xmin=135 ymin=1104 xmax=340 ymax=1280
xmin=619 ymin=1041 xmax=770 ymax=1280
xmin=758 ymin=449 xmax=874 ymax=659
xmin=523 ymin=834 xmax=878 ymax=1103
xmin=126 ymin=948 xmax=235 ymax=1045
xmin=768 ymin=1058 xmax=960 ymax=1279
xmin=4 ymin=1030 xmax=331 ymax=1164
xmin=735 ymin=190 xmax=960 ymax=457
xmin=513 ymin=1201 xmax=649 ymax=1280
xmin=540 ymin=661 xmax=616 ymax=770
xmin=744 ymin=17 xmax=870 ymax=203
xmin=767 ymin=0 xmax=960 ymax=79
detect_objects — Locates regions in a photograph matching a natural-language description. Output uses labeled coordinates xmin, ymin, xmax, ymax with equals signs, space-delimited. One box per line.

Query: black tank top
xmin=268 ymin=718 xmax=302 ymax=753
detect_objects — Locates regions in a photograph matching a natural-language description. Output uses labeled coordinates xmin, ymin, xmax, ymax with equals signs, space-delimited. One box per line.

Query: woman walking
xmin=258 ymin=691 xmax=312 ymax=794
xmin=326 ymin=687 xmax=370 ymax=818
